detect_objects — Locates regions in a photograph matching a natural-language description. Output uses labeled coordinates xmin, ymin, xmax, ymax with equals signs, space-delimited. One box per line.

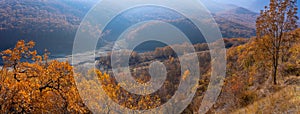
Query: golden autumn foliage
xmin=210 ymin=29 xmax=300 ymax=113
xmin=0 ymin=40 xmax=164 ymax=113
xmin=77 ymin=68 xmax=161 ymax=112
xmin=0 ymin=29 xmax=298 ymax=113
xmin=0 ymin=40 xmax=90 ymax=113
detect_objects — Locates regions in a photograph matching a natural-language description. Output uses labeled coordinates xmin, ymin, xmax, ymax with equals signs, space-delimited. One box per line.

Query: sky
xmin=211 ymin=0 xmax=270 ymax=12
xmin=212 ymin=0 xmax=299 ymax=16
xmin=83 ymin=0 xmax=298 ymax=14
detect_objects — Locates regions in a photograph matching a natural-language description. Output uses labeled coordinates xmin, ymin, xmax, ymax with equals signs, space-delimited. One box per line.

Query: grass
xmin=233 ymin=86 xmax=300 ymax=114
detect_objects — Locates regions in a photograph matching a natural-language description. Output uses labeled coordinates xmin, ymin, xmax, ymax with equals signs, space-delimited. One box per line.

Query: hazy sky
xmin=211 ymin=0 xmax=270 ymax=12
xmin=87 ymin=0 xmax=298 ymax=14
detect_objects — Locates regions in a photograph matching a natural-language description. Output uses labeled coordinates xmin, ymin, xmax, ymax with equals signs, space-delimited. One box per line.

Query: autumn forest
xmin=0 ymin=0 xmax=300 ymax=114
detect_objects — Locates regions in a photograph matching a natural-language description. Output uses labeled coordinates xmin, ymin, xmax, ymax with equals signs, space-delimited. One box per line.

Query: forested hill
xmin=0 ymin=0 xmax=258 ymax=55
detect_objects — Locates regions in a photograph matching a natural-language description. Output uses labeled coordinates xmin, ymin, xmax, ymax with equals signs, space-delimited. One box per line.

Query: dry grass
xmin=233 ymin=86 xmax=300 ymax=114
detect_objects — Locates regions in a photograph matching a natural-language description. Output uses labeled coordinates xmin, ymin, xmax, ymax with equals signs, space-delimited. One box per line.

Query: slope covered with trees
xmin=0 ymin=0 xmax=259 ymax=56
xmin=0 ymin=0 xmax=299 ymax=113
xmin=0 ymin=29 xmax=299 ymax=113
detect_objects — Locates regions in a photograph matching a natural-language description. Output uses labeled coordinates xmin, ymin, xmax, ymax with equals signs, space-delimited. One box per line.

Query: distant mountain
xmin=0 ymin=0 xmax=258 ymax=56
xmin=209 ymin=0 xmax=299 ymax=18
xmin=215 ymin=7 xmax=258 ymax=31
xmin=0 ymin=0 xmax=94 ymax=55
xmin=200 ymin=0 xmax=258 ymax=37
xmin=208 ymin=0 xmax=269 ymax=13
xmin=200 ymin=0 xmax=237 ymax=13
xmin=214 ymin=16 xmax=256 ymax=38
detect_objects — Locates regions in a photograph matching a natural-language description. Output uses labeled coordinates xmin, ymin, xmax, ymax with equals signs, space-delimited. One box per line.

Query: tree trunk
xmin=273 ymin=65 xmax=277 ymax=85
xmin=273 ymin=50 xmax=279 ymax=85
xmin=273 ymin=51 xmax=279 ymax=85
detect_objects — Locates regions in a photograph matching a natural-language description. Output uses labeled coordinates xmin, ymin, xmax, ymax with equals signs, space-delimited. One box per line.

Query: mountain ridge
xmin=0 ymin=0 xmax=258 ymax=55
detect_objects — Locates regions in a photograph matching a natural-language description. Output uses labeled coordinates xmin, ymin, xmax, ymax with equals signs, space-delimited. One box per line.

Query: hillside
xmin=0 ymin=33 xmax=299 ymax=113
xmin=234 ymin=85 xmax=300 ymax=113
xmin=0 ymin=0 xmax=299 ymax=113
xmin=207 ymin=28 xmax=300 ymax=113
xmin=0 ymin=0 xmax=93 ymax=31
xmin=0 ymin=0 xmax=94 ymax=55
xmin=216 ymin=7 xmax=258 ymax=29
xmin=0 ymin=0 xmax=258 ymax=56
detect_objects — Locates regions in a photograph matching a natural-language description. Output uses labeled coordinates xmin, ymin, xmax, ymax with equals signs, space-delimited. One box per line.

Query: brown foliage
xmin=256 ymin=0 xmax=298 ymax=84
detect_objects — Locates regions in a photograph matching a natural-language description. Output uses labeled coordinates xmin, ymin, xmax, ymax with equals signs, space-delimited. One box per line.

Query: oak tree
xmin=256 ymin=0 xmax=298 ymax=84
